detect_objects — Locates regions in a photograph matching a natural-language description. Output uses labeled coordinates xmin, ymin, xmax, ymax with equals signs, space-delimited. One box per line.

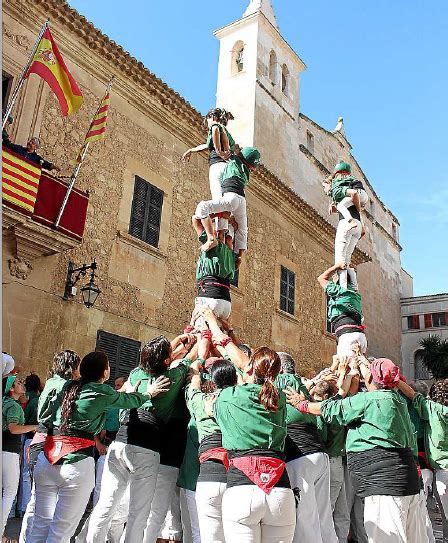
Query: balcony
xmin=2 ymin=147 xmax=89 ymax=262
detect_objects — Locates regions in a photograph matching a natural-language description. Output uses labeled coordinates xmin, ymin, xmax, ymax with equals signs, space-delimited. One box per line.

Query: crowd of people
xmin=2 ymin=106 xmax=447 ymax=543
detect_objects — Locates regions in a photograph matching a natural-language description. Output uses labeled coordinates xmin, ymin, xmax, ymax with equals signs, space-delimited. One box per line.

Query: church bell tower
xmin=214 ymin=0 xmax=306 ymax=184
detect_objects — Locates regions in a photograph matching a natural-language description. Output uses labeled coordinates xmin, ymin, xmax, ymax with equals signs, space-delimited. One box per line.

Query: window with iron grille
xmin=129 ymin=176 xmax=164 ymax=247
xmin=96 ymin=330 xmax=141 ymax=384
xmin=431 ymin=312 xmax=447 ymax=328
xmin=280 ymin=266 xmax=295 ymax=315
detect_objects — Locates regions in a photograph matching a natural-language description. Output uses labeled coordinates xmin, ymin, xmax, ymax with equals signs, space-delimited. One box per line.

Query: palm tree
xmin=418 ymin=334 xmax=448 ymax=379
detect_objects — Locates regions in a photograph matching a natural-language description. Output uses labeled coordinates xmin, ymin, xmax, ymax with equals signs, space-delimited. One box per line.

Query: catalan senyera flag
xmin=26 ymin=27 xmax=83 ymax=116
xmin=75 ymin=91 xmax=110 ymax=163
xmin=2 ymin=148 xmax=42 ymax=214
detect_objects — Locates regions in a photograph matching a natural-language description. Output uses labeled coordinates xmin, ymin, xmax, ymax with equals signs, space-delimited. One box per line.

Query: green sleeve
xmin=412 ymin=393 xmax=430 ymax=421
xmin=103 ymin=388 xmax=149 ymax=410
xmin=187 ymin=388 xmax=207 ymax=420
xmin=320 ymin=394 xmax=366 ymax=426
xmin=5 ymin=402 xmax=24 ymax=425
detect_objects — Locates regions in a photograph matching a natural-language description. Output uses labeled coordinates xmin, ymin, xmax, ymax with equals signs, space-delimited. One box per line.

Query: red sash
xmin=230 ymin=456 xmax=285 ymax=494
xmin=44 ymin=435 xmax=94 ymax=464
xmin=199 ymin=447 xmax=229 ymax=470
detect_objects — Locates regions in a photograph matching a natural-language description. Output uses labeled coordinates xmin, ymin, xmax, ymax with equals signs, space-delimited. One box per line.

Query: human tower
xmin=2 ymin=107 xmax=446 ymax=543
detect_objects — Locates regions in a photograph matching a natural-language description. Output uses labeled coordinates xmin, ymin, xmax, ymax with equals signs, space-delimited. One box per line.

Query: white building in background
xmin=401 ymin=292 xmax=448 ymax=380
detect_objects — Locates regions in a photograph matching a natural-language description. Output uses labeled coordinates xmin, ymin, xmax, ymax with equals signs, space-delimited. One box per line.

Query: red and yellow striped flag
xmin=75 ymin=90 xmax=110 ymax=163
xmin=26 ymin=27 xmax=83 ymax=116
xmin=2 ymin=148 xmax=42 ymax=214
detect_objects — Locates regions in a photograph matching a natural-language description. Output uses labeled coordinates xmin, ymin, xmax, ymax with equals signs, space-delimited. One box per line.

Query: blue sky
xmin=68 ymin=0 xmax=447 ymax=296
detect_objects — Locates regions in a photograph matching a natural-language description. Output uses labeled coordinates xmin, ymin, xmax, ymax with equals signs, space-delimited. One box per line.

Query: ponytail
xmin=251 ymin=347 xmax=281 ymax=412
xmin=59 ymin=351 xmax=109 ymax=432
xmin=259 ymin=379 xmax=279 ymax=412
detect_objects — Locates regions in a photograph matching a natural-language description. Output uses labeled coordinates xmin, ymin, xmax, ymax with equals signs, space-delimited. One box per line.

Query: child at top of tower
xmin=323 ymin=160 xmax=368 ymax=230
xmin=182 ymin=107 xmax=236 ymax=239
xmin=194 ymin=146 xmax=261 ymax=268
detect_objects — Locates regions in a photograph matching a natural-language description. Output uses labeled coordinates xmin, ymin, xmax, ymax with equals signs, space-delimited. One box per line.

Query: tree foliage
xmin=418 ymin=334 xmax=448 ymax=379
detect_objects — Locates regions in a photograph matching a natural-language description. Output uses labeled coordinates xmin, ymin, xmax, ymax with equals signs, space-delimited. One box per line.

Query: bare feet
xmin=200 ymin=237 xmax=218 ymax=252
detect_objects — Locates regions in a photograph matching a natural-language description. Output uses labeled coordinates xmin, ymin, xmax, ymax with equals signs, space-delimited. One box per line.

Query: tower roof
xmin=243 ymin=0 xmax=278 ymax=29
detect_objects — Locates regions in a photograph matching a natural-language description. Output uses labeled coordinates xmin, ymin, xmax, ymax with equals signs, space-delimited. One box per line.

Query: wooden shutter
xmin=412 ymin=315 xmax=420 ymax=329
xmin=129 ymin=176 xmax=163 ymax=248
xmin=424 ymin=314 xmax=432 ymax=328
xmin=96 ymin=330 xmax=141 ymax=384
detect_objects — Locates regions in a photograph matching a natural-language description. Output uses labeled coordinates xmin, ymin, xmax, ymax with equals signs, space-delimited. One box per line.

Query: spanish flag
xmin=74 ymin=89 xmax=110 ymax=163
xmin=26 ymin=27 xmax=83 ymax=116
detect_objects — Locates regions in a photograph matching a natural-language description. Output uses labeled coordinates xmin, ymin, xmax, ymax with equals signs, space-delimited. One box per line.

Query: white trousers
xmin=195 ymin=193 xmax=247 ymax=252
xmin=209 ymin=162 xmax=227 ymax=232
xmin=418 ymin=490 xmax=436 ymax=543
xmin=337 ymin=332 xmax=368 ymax=358
xmin=160 ymin=484 xmax=183 ymax=541
xmin=29 ymin=452 xmax=94 ymax=543
xmin=435 ymin=468 xmax=448 ymax=519
xmin=195 ymin=481 xmax=227 ymax=543
xmin=86 ymin=441 xmax=160 ymax=543
xmin=334 ymin=218 xmax=362 ymax=289
xmin=19 ymin=481 xmax=35 ymax=543
xmin=143 ymin=465 xmax=179 ymax=543
xmin=2 ymin=451 xmax=20 ymax=533
xmin=336 ymin=189 xmax=369 ymax=221
xmin=364 ymin=494 xmax=428 ymax=543
xmin=286 ymin=452 xmax=337 ymax=543
xmin=421 ymin=468 xmax=433 ymax=498
xmin=329 ymin=456 xmax=350 ymax=543
xmin=184 ymin=489 xmax=201 ymax=543
xmin=222 ymin=485 xmax=295 ymax=543
xmin=193 ymin=297 xmax=231 ymax=328
xmin=19 ymin=438 xmax=33 ymax=513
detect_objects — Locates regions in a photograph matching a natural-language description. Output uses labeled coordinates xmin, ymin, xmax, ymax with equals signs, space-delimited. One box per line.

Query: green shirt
xmin=330 ymin=176 xmax=353 ymax=204
xmin=128 ymin=358 xmax=193 ymax=423
xmin=320 ymin=390 xmax=415 ymax=453
xmin=323 ymin=423 xmax=346 ymax=458
xmin=50 ymin=383 xmax=148 ymax=463
xmin=274 ymin=374 xmax=314 ymax=426
xmin=38 ymin=375 xmax=69 ymax=426
xmin=2 ymin=396 xmax=25 ymax=430
xmin=214 ymin=384 xmax=287 ymax=452
xmin=24 ymin=391 xmax=40 ymax=425
xmin=412 ymin=393 xmax=448 ymax=469
xmin=222 ymin=155 xmax=250 ymax=187
xmin=206 ymin=124 xmax=235 ymax=152
xmin=177 ymin=416 xmax=200 ymax=491
xmin=196 ymin=237 xmax=235 ymax=281
xmin=186 ymin=385 xmax=220 ymax=443
xmin=325 ymin=282 xmax=363 ymax=324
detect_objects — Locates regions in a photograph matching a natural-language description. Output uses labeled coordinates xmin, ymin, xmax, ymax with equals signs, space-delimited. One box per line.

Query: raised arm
xmin=317 ymin=262 xmax=346 ymax=289
xmin=182 ymin=143 xmax=208 ymax=162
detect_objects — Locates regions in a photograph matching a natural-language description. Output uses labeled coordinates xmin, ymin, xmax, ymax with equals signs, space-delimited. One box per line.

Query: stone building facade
xmin=2 ymin=0 xmax=398 ymax=380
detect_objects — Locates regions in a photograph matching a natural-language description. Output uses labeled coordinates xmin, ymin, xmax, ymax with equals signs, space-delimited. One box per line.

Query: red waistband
xmin=199 ymin=447 xmax=229 ymax=470
xmin=198 ymin=280 xmax=231 ymax=292
xmin=334 ymin=324 xmax=366 ymax=333
xmin=230 ymin=456 xmax=285 ymax=494
xmin=44 ymin=435 xmax=95 ymax=465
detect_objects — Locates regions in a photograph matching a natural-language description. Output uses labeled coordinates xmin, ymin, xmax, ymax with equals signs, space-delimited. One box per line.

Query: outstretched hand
xmin=283 ymin=386 xmax=305 ymax=409
xmin=147 ymin=376 xmax=171 ymax=397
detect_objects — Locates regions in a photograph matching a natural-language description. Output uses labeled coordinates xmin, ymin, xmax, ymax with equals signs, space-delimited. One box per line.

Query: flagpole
xmin=2 ymin=19 xmax=49 ymax=130
xmin=54 ymin=77 xmax=114 ymax=228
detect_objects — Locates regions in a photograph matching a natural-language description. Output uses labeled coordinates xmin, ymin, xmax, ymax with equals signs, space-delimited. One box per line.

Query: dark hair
xmin=429 ymin=379 xmax=448 ymax=406
xmin=205 ymin=107 xmax=234 ymax=127
xmin=209 ymin=360 xmax=238 ymax=390
xmin=252 ymin=347 xmax=281 ymax=411
xmin=50 ymin=350 xmax=81 ymax=379
xmin=238 ymin=344 xmax=252 ymax=358
xmin=60 ymin=351 xmax=109 ymax=432
xmin=277 ymin=352 xmax=296 ymax=374
xmin=311 ymin=380 xmax=335 ymax=400
xmin=140 ymin=336 xmax=171 ymax=375
xmin=25 ymin=373 xmax=41 ymax=393
xmin=220 ymin=109 xmax=234 ymax=126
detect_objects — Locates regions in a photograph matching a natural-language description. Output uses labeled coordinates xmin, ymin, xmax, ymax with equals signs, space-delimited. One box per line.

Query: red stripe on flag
xmin=3 ymin=156 xmax=41 ymax=180
xmin=86 ymin=127 xmax=106 ymax=138
xmin=3 ymin=177 xmax=38 ymax=197
xmin=90 ymin=115 xmax=108 ymax=128
xmin=96 ymin=104 xmax=109 ymax=115
xmin=2 ymin=167 xmax=40 ymax=189
xmin=27 ymin=63 xmax=70 ymax=116
xmin=2 ymin=187 xmax=35 ymax=208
